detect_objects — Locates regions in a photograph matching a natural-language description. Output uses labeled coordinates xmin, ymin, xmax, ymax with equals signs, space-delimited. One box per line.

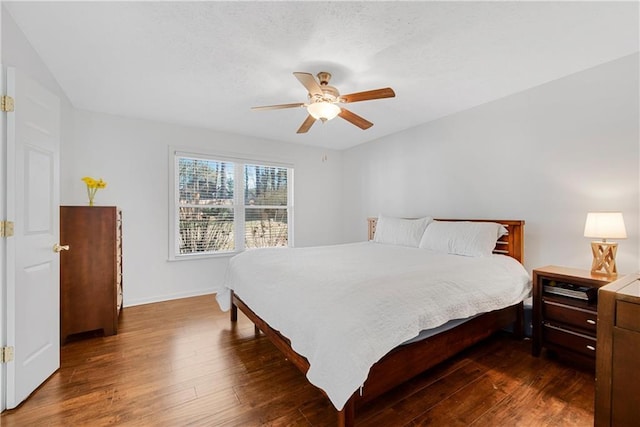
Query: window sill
xmin=168 ymin=251 xmax=238 ymax=262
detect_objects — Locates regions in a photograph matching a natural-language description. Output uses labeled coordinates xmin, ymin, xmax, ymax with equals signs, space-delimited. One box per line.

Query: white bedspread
xmin=216 ymin=242 xmax=531 ymax=410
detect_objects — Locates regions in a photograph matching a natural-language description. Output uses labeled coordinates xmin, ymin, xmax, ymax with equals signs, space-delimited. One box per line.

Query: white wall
xmin=342 ymin=54 xmax=640 ymax=275
xmin=2 ymin=6 xmax=76 ymax=204
xmin=1 ymin=7 xmax=73 ymax=113
xmin=65 ymin=110 xmax=344 ymax=306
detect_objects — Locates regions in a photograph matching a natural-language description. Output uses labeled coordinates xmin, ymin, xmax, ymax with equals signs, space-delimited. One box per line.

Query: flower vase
xmin=82 ymin=176 xmax=107 ymax=207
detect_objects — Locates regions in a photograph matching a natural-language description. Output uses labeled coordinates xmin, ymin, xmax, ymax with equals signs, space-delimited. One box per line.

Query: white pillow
xmin=374 ymin=215 xmax=433 ymax=247
xmin=418 ymin=221 xmax=508 ymax=257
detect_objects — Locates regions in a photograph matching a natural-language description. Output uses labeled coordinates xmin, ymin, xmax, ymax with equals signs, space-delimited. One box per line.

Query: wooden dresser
xmin=595 ymin=274 xmax=640 ymax=426
xmin=60 ymin=206 xmax=123 ymax=343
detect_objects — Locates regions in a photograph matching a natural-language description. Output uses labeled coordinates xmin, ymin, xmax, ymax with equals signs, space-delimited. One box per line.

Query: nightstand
xmin=532 ymin=265 xmax=615 ymax=366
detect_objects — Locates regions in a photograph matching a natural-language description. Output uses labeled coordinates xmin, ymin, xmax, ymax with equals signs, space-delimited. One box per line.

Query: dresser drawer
xmin=616 ymin=301 xmax=640 ymax=332
xmin=543 ymin=299 xmax=597 ymax=333
xmin=543 ymin=324 xmax=597 ymax=358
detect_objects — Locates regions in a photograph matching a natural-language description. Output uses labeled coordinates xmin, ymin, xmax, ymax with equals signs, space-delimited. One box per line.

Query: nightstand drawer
xmin=543 ymin=324 xmax=597 ymax=358
xmin=543 ymin=299 xmax=597 ymax=333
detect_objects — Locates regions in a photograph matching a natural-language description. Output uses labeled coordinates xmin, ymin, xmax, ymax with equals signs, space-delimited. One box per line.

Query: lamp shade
xmin=307 ymin=101 xmax=340 ymax=121
xmin=584 ymin=212 xmax=627 ymax=240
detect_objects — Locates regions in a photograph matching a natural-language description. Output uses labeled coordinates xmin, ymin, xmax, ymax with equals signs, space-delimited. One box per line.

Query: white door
xmin=5 ymin=67 xmax=61 ymax=408
xmin=0 ymin=65 xmax=6 ymax=412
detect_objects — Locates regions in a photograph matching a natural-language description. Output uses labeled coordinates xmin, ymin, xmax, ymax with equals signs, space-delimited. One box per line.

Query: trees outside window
xmin=172 ymin=153 xmax=293 ymax=258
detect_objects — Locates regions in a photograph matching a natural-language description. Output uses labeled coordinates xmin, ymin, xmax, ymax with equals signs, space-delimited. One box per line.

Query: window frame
xmin=169 ymin=147 xmax=294 ymax=261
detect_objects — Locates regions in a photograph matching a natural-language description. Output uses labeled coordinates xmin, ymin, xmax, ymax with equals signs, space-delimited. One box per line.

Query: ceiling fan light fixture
xmin=253 ymin=71 xmax=395 ymax=133
xmin=307 ymin=101 xmax=340 ymax=121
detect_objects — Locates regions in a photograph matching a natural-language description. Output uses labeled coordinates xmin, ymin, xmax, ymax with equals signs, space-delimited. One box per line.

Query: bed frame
xmin=230 ymin=218 xmax=525 ymax=426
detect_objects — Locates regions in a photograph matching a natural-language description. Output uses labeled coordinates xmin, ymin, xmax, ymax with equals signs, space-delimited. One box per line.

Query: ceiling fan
xmin=252 ymin=71 xmax=396 ymax=134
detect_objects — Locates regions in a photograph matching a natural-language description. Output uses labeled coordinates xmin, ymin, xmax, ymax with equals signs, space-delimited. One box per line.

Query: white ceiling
xmin=4 ymin=1 xmax=639 ymax=150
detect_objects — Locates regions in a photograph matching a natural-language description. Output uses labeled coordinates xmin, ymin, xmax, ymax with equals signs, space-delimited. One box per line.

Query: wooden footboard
xmin=355 ymin=302 xmax=523 ymax=405
xmin=232 ymin=292 xmax=311 ymax=375
xmin=231 ymin=290 xmax=523 ymax=426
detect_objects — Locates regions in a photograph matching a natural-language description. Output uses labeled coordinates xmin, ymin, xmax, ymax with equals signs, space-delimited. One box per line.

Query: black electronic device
xmin=543 ymin=280 xmax=597 ymax=303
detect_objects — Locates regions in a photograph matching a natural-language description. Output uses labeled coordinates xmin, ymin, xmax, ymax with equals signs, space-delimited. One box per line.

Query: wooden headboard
xmin=367 ymin=217 xmax=525 ymax=264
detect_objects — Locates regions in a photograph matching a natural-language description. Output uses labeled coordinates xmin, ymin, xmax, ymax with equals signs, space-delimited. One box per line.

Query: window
xmin=170 ymin=151 xmax=293 ymax=259
xmin=243 ymin=163 xmax=290 ymax=249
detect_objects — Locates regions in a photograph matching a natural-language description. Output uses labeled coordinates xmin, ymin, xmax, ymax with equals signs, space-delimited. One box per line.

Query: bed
xmin=218 ymin=218 xmax=529 ymax=426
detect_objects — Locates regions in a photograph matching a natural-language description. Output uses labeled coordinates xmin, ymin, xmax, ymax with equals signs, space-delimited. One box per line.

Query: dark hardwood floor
xmin=1 ymin=295 xmax=595 ymax=426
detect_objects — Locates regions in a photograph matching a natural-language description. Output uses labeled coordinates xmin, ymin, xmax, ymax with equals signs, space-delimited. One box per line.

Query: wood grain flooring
xmin=1 ymin=295 xmax=595 ymax=426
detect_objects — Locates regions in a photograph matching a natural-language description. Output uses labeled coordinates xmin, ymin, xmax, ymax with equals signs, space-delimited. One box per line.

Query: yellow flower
xmin=81 ymin=176 xmax=107 ymax=206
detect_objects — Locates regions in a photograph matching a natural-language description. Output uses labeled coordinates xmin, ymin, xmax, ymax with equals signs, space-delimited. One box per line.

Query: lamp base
xmin=590 ymin=241 xmax=618 ymax=276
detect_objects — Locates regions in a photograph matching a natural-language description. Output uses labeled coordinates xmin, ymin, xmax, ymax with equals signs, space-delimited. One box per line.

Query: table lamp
xmin=584 ymin=212 xmax=627 ymax=276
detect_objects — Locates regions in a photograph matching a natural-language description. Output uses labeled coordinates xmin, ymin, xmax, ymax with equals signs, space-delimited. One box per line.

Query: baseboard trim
xmin=124 ymin=288 xmax=217 ymax=307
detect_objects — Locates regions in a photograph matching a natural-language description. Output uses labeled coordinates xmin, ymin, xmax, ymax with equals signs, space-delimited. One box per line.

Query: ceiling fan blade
xmin=293 ymin=72 xmax=323 ymax=97
xmin=251 ymin=102 xmax=305 ymax=111
xmin=296 ymin=115 xmax=316 ymax=134
xmin=340 ymin=88 xmax=396 ymax=103
xmin=338 ymin=108 xmax=373 ymax=130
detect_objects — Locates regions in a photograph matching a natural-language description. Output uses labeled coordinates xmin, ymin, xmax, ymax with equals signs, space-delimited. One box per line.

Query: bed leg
xmin=337 ymin=396 xmax=355 ymax=427
xmin=513 ymin=301 xmax=524 ymax=340
xmin=230 ymin=292 xmax=238 ymax=322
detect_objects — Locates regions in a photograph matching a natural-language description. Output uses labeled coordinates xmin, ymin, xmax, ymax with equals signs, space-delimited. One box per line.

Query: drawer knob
xmin=586 ymin=345 xmax=596 ymax=351
xmin=586 ymin=319 xmax=596 ymax=325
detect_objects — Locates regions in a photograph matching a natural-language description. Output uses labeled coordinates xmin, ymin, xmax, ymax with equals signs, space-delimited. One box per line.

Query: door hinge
xmin=0 ymin=221 xmax=15 ymax=237
xmin=1 ymin=95 xmax=14 ymax=112
xmin=1 ymin=346 xmax=14 ymax=363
